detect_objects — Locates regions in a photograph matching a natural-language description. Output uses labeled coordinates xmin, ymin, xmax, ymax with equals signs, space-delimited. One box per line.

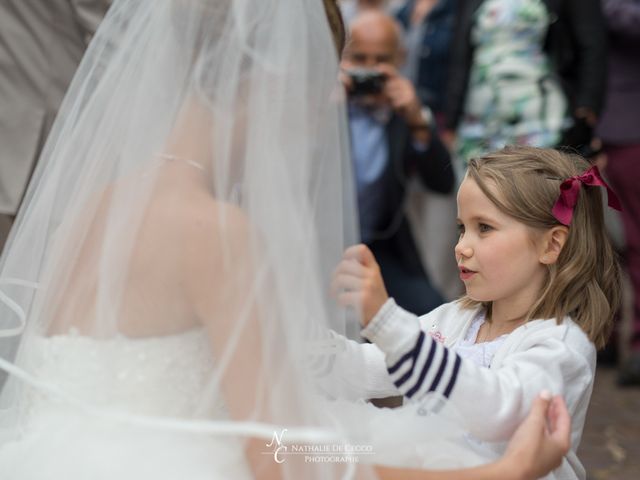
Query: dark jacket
xmin=445 ymin=0 xmax=608 ymax=130
xmin=349 ymin=112 xmax=454 ymax=313
xmin=395 ymin=0 xmax=457 ymax=113
xmin=366 ymin=114 xmax=453 ymax=247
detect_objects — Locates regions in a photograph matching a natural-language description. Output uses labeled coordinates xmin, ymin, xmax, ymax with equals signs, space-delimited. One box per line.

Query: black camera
xmin=347 ymin=68 xmax=386 ymax=96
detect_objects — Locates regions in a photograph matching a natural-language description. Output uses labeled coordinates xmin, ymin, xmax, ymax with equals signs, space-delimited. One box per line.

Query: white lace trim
xmin=454 ymin=312 xmax=508 ymax=368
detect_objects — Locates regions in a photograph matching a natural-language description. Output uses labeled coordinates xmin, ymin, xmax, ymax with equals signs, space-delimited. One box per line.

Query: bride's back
xmin=48 ymin=162 xmax=252 ymax=339
xmin=0 ymin=2 xmax=355 ymax=476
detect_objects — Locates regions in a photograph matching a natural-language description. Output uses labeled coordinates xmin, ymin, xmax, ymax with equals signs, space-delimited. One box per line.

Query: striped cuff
xmin=362 ymin=299 xmax=461 ymax=401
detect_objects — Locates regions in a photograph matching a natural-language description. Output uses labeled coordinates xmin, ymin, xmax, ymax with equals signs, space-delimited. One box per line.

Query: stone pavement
xmin=579 ymin=367 xmax=640 ymax=480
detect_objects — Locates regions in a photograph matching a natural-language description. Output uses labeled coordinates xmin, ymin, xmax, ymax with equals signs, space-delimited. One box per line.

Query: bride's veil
xmin=0 ymin=0 xmax=381 ymax=477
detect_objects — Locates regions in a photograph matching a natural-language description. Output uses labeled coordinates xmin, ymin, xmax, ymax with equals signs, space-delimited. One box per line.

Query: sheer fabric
xmin=0 ymin=0 xmax=363 ymax=477
xmin=0 ymin=1 xmax=469 ymax=478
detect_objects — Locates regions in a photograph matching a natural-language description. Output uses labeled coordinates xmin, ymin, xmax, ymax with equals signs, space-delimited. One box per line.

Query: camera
xmin=347 ymin=68 xmax=386 ymax=96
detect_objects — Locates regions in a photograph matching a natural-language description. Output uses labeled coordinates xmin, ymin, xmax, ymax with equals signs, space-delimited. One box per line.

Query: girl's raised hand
xmin=331 ymin=244 xmax=389 ymax=327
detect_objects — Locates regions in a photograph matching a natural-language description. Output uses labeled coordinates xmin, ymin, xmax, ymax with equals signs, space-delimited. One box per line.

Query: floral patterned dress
xmin=456 ymin=0 xmax=568 ymax=163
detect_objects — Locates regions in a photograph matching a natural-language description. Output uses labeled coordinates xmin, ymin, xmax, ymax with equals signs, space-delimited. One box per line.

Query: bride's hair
xmin=323 ymin=0 xmax=346 ymax=54
xmin=171 ymin=0 xmax=345 ymax=112
xmin=172 ymin=0 xmax=345 ymax=56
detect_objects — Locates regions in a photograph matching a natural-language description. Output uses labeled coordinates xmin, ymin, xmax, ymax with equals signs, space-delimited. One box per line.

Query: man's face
xmin=343 ymin=28 xmax=397 ymax=70
xmin=341 ymin=23 xmax=398 ymax=105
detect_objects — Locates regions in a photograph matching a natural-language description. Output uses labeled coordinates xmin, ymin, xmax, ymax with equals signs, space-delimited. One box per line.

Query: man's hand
xmin=501 ymin=392 xmax=571 ymax=480
xmin=377 ymin=64 xmax=425 ymax=128
xmin=331 ymin=244 xmax=389 ymax=327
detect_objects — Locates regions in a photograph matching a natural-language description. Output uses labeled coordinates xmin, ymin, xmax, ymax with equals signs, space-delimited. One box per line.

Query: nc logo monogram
xmin=266 ymin=429 xmax=288 ymax=464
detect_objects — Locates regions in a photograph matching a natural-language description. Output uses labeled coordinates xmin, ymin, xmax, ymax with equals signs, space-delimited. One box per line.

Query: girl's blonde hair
xmin=460 ymin=146 xmax=621 ymax=349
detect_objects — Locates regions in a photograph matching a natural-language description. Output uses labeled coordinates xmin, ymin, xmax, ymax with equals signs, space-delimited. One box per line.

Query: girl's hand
xmin=331 ymin=244 xmax=389 ymax=327
xmin=501 ymin=392 xmax=571 ymax=480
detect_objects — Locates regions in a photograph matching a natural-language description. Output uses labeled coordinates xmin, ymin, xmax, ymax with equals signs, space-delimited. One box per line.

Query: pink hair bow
xmin=551 ymin=165 xmax=622 ymax=226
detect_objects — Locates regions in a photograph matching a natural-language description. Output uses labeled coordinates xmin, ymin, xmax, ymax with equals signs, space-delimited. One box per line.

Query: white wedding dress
xmin=0 ymin=329 xmax=253 ymax=480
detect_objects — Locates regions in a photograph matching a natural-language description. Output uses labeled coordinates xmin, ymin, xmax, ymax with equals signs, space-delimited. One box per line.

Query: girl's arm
xmin=333 ymin=245 xmax=593 ymax=443
xmin=186 ymin=206 xmax=286 ymax=479
xmin=307 ymin=329 xmax=400 ymax=401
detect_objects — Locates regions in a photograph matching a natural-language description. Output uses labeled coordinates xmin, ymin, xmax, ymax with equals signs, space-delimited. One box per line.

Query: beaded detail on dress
xmin=25 ymin=328 xmax=222 ymax=419
xmin=0 ymin=328 xmax=254 ymax=480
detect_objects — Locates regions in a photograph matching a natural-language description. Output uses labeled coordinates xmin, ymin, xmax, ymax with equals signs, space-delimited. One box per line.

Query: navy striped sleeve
xmin=387 ymin=334 xmax=461 ymax=400
xmin=361 ymin=298 xmax=461 ymax=401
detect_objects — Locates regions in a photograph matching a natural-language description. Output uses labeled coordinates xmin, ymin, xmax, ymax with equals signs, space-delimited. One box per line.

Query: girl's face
xmin=455 ymin=177 xmax=547 ymax=313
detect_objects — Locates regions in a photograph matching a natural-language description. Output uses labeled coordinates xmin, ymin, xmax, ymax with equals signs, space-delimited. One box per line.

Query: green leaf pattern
xmin=456 ymin=0 xmax=569 ymax=164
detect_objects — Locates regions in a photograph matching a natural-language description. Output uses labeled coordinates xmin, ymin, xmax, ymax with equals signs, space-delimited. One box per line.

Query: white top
xmin=454 ymin=312 xmax=508 ymax=368
xmin=357 ymin=299 xmax=595 ymax=480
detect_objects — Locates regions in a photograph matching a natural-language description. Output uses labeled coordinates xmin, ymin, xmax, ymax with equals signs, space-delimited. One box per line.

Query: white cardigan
xmin=315 ymin=299 xmax=595 ymax=479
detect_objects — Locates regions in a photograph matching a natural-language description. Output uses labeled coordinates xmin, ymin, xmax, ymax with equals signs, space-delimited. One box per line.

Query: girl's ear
xmin=539 ymin=226 xmax=569 ymax=265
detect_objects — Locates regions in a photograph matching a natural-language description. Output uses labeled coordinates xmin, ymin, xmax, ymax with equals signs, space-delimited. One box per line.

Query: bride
xmin=0 ymin=1 xmax=569 ymax=479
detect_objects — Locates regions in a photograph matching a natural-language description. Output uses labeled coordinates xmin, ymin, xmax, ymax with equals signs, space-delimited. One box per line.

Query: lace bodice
xmin=454 ymin=313 xmax=508 ymax=368
xmin=26 ymin=328 xmax=223 ymax=419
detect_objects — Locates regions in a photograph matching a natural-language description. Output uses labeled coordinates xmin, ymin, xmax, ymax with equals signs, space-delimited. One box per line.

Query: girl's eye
xmin=479 ymin=223 xmax=492 ymax=233
xmin=456 ymin=223 xmax=465 ymax=235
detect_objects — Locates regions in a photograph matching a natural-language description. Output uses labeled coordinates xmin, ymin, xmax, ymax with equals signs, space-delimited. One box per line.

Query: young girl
xmin=333 ymin=145 xmax=621 ymax=479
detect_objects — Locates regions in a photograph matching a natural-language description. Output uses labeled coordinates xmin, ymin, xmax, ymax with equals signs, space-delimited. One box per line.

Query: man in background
xmin=341 ymin=11 xmax=454 ymax=315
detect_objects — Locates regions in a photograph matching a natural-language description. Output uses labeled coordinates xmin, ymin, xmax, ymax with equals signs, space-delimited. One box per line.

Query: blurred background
xmin=1 ymin=0 xmax=638 ymax=477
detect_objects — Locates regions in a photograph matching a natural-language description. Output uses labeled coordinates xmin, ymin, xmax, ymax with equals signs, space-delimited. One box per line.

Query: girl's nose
xmin=454 ymin=238 xmax=473 ymax=260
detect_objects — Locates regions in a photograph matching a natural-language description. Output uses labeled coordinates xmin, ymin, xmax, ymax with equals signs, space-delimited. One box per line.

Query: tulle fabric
xmin=0 ymin=1 xmax=473 ymax=478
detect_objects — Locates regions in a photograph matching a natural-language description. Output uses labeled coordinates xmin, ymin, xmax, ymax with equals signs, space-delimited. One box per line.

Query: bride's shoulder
xmin=179 ymin=194 xmax=258 ymax=274
xmin=182 ymin=193 xmax=253 ymax=241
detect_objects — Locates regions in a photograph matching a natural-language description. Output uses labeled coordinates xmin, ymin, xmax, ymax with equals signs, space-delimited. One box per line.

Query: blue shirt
xmin=348 ymin=102 xmax=391 ymax=244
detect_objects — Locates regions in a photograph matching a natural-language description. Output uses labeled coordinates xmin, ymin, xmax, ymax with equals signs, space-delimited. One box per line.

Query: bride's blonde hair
xmin=323 ymin=0 xmax=346 ymax=54
xmin=459 ymin=146 xmax=621 ymax=349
